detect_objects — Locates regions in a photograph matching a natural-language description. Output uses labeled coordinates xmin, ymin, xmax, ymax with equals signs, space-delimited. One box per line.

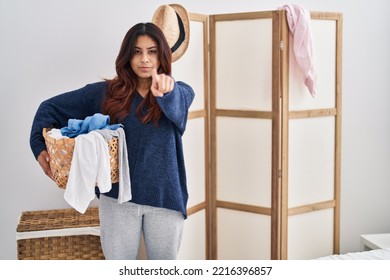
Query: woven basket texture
xmin=17 ymin=208 xmax=105 ymax=260
xmin=43 ymin=128 xmax=119 ymax=189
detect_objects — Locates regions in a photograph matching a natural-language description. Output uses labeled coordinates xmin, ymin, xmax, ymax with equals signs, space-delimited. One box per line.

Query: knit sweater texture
xmin=30 ymin=81 xmax=195 ymax=218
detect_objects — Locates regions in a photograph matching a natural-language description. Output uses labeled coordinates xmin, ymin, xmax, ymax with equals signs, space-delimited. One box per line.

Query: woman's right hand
xmin=37 ymin=150 xmax=53 ymax=179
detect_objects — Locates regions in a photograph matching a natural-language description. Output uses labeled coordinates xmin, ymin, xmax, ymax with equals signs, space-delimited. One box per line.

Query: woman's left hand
xmin=151 ymin=68 xmax=174 ymax=97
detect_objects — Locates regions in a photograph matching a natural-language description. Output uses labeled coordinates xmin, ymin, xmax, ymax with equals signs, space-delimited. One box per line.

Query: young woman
xmin=29 ymin=22 xmax=194 ymax=259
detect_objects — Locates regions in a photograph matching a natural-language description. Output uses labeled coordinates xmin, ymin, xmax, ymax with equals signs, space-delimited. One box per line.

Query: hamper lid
xmin=16 ymin=207 xmax=99 ymax=232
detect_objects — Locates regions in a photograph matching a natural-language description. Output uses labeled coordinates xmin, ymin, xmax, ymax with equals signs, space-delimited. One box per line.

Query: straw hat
xmin=152 ymin=4 xmax=190 ymax=62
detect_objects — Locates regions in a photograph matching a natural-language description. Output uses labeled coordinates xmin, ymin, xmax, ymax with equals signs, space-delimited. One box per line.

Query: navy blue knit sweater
xmin=30 ymin=81 xmax=195 ymax=218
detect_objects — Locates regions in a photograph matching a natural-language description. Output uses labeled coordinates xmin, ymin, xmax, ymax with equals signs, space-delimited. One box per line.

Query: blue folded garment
xmin=60 ymin=113 xmax=122 ymax=137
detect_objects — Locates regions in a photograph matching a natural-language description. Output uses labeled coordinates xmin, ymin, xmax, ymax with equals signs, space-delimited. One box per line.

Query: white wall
xmin=1 ymin=0 xmax=390 ymax=259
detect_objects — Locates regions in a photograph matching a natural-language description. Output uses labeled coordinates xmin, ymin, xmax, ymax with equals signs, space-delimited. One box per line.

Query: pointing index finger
xmin=152 ymin=68 xmax=159 ymax=81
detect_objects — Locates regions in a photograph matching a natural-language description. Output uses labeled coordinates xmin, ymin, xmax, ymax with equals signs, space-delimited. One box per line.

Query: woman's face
xmin=131 ymin=35 xmax=160 ymax=79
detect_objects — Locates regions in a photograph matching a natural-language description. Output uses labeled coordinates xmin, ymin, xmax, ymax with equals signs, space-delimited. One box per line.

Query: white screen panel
xmin=215 ymin=19 xmax=272 ymax=111
xmin=217 ymin=117 xmax=272 ymax=207
xmin=289 ymin=20 xmax=336 ymax=110
xmin=288 ymin=117 xmax=335 ymax=207
xmin=218 ymin=208 xmax=271 ymax=259
xmin=288 ymin=208 xmax=334 ymax=259
xmin=173 ymin=20 xmax=205 ymax=111
xmin=183 ymin=118 xmax=206 ymax=208
xmin=178 ymin=210 xmax=206 ymax=260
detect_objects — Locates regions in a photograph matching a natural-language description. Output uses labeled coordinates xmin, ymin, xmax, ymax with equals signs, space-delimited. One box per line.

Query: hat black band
xmin=171 ymin=12 xmax=185 ymax=53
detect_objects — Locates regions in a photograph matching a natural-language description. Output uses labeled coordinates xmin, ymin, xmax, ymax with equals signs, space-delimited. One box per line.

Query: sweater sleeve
xmin=156 ymin=81 xmax=195 ymax=134
xmin=29 ymin=82 xmax=106 ymax=159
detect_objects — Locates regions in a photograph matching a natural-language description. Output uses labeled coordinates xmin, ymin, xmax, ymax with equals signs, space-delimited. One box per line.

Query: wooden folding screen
xmin=174 ymin=9 xmax=342 ymax=260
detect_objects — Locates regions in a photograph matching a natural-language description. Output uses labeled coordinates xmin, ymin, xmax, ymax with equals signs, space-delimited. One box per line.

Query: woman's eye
xmin=149 ymin=49 xmax=157 ymax=54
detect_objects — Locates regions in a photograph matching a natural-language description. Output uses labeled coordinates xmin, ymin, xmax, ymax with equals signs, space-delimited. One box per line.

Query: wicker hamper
xmin=16 ymin=207 xmax=105 ymax=260
xmin=43 ymin=128 xmax=119 ymax=189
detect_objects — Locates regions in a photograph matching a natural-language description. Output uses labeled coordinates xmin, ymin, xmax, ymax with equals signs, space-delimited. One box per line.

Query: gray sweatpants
xmin=99 ymin=194 xmax=184 ymax=260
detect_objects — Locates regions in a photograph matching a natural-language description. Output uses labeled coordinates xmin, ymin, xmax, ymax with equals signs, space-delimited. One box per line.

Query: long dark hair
xmin=102 ymin=22 xmax=172 ymax=125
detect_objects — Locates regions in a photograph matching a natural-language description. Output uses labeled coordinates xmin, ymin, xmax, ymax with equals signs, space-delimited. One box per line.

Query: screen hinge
xmin=279 ymin=41 xmax=284 ymax=50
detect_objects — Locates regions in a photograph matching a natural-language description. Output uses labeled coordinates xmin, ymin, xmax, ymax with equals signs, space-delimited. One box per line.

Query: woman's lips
xmin=139 ymin=67 xmax=151 ymax=72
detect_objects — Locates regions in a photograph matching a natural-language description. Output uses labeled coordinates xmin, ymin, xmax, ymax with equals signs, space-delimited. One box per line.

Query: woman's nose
xmin=141 ymin=54 xmax=150 ymax=63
